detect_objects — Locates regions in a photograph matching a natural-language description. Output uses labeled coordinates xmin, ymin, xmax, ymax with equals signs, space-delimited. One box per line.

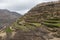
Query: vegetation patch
xmin=5 ymin=27 xmax=13 ymax=33
xmin=28 ymin=23 xmax=41 ymax=27
xmin=42 ymin=17 xmax=60 ymax=28
xmin=11 ymin=20 xmax=41 ymax=31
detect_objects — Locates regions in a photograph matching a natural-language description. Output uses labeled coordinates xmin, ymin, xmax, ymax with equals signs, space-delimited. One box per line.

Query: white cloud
xmin=0 ymin=0 xmax=58 ymax=15
xmin=0 ymin=3 xmax=7 ymax=9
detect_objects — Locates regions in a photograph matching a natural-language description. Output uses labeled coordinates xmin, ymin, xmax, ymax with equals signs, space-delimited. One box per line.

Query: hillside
xmin=0 ymin=9 xmax=21 ymax=29
xmin=23 ymin=1 xmax=60 ymax=23
xmin=1 ymin=1 xmax=60 ymax=40
xmin=10 ymin=1 xmax=60 ymax=40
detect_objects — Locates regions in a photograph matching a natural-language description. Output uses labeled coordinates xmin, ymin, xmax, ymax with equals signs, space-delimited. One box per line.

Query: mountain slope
xmin=23 ymin=1 xmax=60 ymax=23
xmin=0 ymin=9 xmax=21 ymax=29
xmin=13 ymin=1 xmax=60 ymax=31
xmin=2 ymin=1 xmax=60 ymax=40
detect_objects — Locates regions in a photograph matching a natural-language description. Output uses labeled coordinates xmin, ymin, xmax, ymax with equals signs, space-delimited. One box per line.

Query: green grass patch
xmin=5 ymin=27 xmax=12 ymax=33
xmin=12 ymin=22 xmax=29 ymax=31
xmin=28 ymin=23 xmax=41 ymax=27
xmin=24 ymin=24 xmax=36 ymax=30
xmin=43 ymin=22 xmax=60 ymax=27
xmin=12 ymin=21 xmax=41 ymax=31
xmin=42 ymin=18 xmax=60 ymax=28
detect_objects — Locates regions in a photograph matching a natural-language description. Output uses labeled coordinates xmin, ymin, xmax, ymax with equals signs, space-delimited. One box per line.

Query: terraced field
xmin=12 ymin=20 xmax=41 ymax=31
xmin=42 ymin=17 xmax=60 ymax=28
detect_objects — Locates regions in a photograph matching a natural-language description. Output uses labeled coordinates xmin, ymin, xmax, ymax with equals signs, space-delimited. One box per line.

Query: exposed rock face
xmin=0 ymin=9 xmax=21 ymax=29
xmin=7 ymin=1 xmax=60 ymax=40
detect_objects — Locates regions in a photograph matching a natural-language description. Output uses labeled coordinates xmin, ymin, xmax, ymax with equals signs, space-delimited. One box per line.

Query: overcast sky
xmin=0 ymin=0 xmax=58 ymax=15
